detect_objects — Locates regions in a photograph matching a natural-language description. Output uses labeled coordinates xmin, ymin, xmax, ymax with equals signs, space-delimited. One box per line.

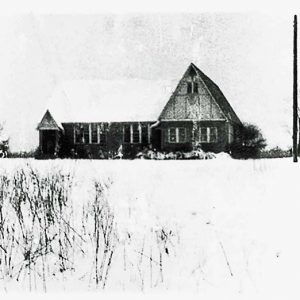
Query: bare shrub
xmin=86 ymin=179 xmax=118 ymax=289
xmin=0 ymin=166 xmax=74 ymax=291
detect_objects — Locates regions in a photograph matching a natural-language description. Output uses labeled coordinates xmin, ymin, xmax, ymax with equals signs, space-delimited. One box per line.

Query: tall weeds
xmin=0 ymin=164 xmax=178 ymax=292
xmin=89 ymin=179 xmax=117 ymax=289
xmin=0 ymin=166 xmax=74 ymax=291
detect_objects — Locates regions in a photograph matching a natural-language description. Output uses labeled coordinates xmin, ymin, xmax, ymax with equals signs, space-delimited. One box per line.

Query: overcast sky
xmin=0 ymin=13 xmax=294 ymax=151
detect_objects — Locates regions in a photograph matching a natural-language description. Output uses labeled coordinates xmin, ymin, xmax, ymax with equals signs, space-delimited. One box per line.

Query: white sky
xmin=0 ymin=10 xmax=296 ymax=151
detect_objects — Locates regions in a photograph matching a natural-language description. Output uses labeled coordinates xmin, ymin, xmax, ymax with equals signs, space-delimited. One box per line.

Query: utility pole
xmin=293 ymin=15 xmax=298 ymax=162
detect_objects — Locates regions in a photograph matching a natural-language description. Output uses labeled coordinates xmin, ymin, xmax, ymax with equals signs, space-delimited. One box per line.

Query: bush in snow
xmin=259 ymin=146 xmax=292 ymax=159
xmin=136 ymin=147 xmax=216 ymax=160
xmin=228 ymin=122 xmax=267 ymax=159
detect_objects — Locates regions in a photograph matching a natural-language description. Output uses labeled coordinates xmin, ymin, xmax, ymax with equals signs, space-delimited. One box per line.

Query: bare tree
xmin=0 ymin=122 xmax=9 ymax=158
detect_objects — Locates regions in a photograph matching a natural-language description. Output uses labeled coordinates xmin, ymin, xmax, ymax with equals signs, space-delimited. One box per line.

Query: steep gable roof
xmin=37 ymin=110 xmax=61 ymax=130
xmin=159 ymin=63 xmax=241 ymax=124
xmin=191 ymin=63 xmax=241 ymax=124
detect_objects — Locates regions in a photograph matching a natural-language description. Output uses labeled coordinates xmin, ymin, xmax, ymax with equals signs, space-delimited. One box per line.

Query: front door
xmin=151 ymin=128 xmax=162 ymax=151
xmin=42 ymin=130 xmax=57 ymax=155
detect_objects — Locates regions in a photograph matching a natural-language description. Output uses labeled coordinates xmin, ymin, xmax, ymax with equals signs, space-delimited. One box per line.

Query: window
xmin=132 ymin=124 xmax=140 ymax=143
xmin=168 ymin=128 xmax=177 ymax=143
xmin=178 ymin=128 xmax=186 ymax=143
xmin=123 ymin=125 xmax=131 ymax=143
xmin=228 ymin=124 xmax=233 ymax=144
xmin=123 ymin=123 xmax=141 ymax=144
xmin=83 ymin=124 xmax=90 ymax=144
xmin=141 ymin=124 xmax=149 ymax=144
xmin=187 ymin=82 xmax=192 ymax=94
xmin=99 ymin=132 xmax=107 ymax=146
xmin=210 ymin=127 xmax=217 ymax=143
xmin=169 ymin=127 xmax=186 ymax=143
xmin=74 ymin=124 xmax=84 ymax=144
xmin=199 ymin=127 xmax=218 ymax=143
xmin=91 ymin=124 xmax=98 ymax=143
xmin=200 ymin=127 xmax=208 ymax=142
xmin=187 ymin=81 xmax=198 ymax=94
xmin=193 ymin=82 xmax=198 ymax=94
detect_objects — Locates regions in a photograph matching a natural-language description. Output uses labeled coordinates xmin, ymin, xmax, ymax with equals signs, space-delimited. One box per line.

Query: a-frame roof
xmin=159 ymin=63 xmax=242 ymax=124
xmin=191 ymin=63 xmax=241 ymax=124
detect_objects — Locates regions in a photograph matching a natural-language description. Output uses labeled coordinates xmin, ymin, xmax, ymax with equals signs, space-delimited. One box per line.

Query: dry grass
xmin=0 ymin=164 xmax=175 ymax=292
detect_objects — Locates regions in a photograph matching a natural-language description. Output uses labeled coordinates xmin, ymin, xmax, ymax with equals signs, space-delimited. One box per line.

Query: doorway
xmin=151 ymin=128 xmax=162 ymax=151
xmin=41 ymin=130 xmax=57 ymax=155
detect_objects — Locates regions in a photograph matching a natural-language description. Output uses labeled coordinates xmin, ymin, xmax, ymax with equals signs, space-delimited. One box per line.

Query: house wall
xmin=39 ymin=129 xmax=60 ymax=157
xmin=156 ymin=66 xmax=236 ymax=153
xmin=58 ymin=120 xmax=235 ymax=157
xmin=159 ymin=71 xmax=225 ymax=121
xmin=61 ymin=122 xmax=153 ymax=158
xmin=159 ymin=120 xmax=228 ymax=153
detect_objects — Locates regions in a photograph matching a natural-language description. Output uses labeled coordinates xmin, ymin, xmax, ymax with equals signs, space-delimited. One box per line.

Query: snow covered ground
xmin=0 ymin=156 xmax=299 ymax=298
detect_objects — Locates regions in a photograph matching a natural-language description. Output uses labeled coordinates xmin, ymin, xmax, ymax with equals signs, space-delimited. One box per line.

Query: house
xmin=37 ymin=63 xmax=242 ymax=158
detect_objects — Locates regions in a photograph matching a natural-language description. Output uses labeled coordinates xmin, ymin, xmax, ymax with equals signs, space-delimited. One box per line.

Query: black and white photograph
xmin=0 ymin=1 xmax=299 ymax=299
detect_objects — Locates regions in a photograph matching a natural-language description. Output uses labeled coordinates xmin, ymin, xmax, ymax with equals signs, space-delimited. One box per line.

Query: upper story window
xmin=187 ymin=82 xmax=192 ymax=94
xmin=187 ymin=80 xmax=198 ymax=94
xmin=193 ymin=82 xmax=198 ymax=93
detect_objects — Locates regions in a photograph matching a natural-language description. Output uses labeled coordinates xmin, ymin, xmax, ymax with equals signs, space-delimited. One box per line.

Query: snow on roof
xmin=46 ymin=79 xmax=177 ymax=124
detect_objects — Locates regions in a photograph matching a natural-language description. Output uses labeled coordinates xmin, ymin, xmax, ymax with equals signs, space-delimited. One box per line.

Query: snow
xmin=45 ymin=79 xmax=178 ymax=124
xmin=0 ymin=157 xmax=299 ymax=297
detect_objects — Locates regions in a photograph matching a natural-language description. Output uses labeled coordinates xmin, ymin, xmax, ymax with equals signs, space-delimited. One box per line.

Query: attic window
xmin=189 ymin=67 xmax=197 ymax=78
xmin=187 ymin=81 xmax=198 ymax=94
xmin=187 ymin=82 xmax=192 ymax=93
xmin=193 ymin=82 xmax=198 ymax=93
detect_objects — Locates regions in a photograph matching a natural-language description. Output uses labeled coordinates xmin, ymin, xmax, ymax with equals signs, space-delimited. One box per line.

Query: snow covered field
xmin=0 ymin=157 xmax=299 ymax=297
